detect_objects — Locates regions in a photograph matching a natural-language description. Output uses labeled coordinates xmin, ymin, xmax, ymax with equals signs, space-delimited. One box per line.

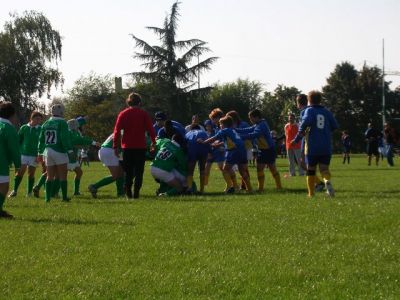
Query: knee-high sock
xmin=52 ymin=179 xmax=60 ymax=197
xmin=94 ymin=176 xmax=115 ymax=190
xmin=257 ymin=170 xmax=265 ymax=191
xmin=28 ymin=177 xmax=35 ymax=194
xmin=272 ymin=171 xmax=282 ymax=189
xmin=74 ymin=179 xmax=81 ymax=195
xmin=0 ymin=193 xmax=5 ymax=210
xmin=13 ymin=175 xmax=23 ymax=192
xmin=116 ymin=177 xmax=124 ymax=196
xmin=223 ymin=171 xmax=233 ymax=189
xmin=60 ymin=180 xmax=68 ymax=201
xmin=45 ymin=180 xmax=53 ymax=202
xmin=307 ymin=175 xmax=316 ymax=196
xmin=35 ymin=173 xmax=47 ymax=190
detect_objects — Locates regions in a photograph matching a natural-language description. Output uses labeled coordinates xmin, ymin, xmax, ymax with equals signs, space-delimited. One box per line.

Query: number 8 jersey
xmin=299 ymin=105 xmax=338 ymax=156
xmin=38 ymin=117 xmax=72 ymax=154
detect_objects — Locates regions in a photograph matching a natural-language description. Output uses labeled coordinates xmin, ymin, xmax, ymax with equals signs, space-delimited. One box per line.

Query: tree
xmin=0 ymin=11 xmax=62 ymax=118
xmin=129 ymin=1 xmax=218 ymax=118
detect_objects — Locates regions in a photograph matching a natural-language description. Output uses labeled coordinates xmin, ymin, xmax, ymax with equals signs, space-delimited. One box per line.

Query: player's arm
xmin=235 ymin=124 xmax=256 ymax=134
xmin=18 ymin=125 xmax=25 ymax=145
xmin=239 ymin=124 xmax=262 ymax=140
xmin=199 ymin=130 xmax=224 ymax=144
xmin=292 ymin=110 xmax=312 ymax=144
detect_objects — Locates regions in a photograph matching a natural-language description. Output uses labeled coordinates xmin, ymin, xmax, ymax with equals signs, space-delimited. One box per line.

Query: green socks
xmin=35 ymin=173 xmax=47 ymax=190
xmin=45 ymin=180 xmax=53 ymax=202
xmin=52 ymin=179 xmax=60 ymax=197
xmin=60 ymin=181 xmax=68 ymax=201
xmin=94 ymin=176 xmax=115 ymax=189
xmin=74 ymin=179 xmax=81 ymax=195
xmin=116 ymin=177 xmax=124 ymax=196
xmin=28 ymin=177 xmax=35 ymax=194
xmin=13 ymin=175 xmax=22 ymax=192
xmin=0 ymin=193 xmax=5 ymax=210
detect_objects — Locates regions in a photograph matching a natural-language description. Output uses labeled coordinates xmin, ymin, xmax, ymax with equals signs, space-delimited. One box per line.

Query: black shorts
xmin=367 ymin=142 xmax=379 ymax=156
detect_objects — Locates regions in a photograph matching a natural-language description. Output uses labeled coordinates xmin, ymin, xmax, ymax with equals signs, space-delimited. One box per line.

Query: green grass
xmin=1 ymin=155 xmax=400 ymax=299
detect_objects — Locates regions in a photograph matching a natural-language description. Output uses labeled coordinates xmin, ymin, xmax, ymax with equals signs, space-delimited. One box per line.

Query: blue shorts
xmin=305 ymin=155 xmax=331 ymax=167
xmin=187 ymin=146 xmax=209 ymax=162
xmin=257 ymin=148 xmax=276 ymax=165
xmin=225 ymin=148 xmax=247 ymax=165
xmin=207 ymin=148 xmax=225 ymax=163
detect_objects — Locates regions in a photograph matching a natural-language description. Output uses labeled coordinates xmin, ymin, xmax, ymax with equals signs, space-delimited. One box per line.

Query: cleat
xmin=0 ymin=210 xmax=14 ymax=219
xmin=325 ymin=181 xmax=335 ymax=197
xmin=225 ymin=187 xmax=235 ymax=194
xmin=8 ymin=191 xmax=17 ymax=198
xmin=88 ymin=185 xmax=97 ymax=198
xmin=315 ymin=183 xmax=325 ymax=192
xmin=32 ymin=186 xmax=40 ymax=198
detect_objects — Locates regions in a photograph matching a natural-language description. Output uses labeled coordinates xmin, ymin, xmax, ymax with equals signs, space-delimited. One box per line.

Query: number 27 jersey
xmin=300 ymin=105 xmax=338 ymax=156
xmin=38 ymin=117 xmax=72 ymax=154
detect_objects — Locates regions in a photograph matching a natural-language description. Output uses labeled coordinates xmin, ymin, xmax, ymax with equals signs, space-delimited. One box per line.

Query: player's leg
xmin=0 ymin=180 xmax=13 ymax=218
xmin=56 ymin=163 xmax=69 ymax=201
xmin=27 ymin=165 xmax=36 ymax=196
xmin=238 ymin=163 xmax=252 ymax=192
xmin=288 ymin=149 xmax=296 ymax=176
xmin=222 ymin=163 xmax=234 ymax=193
xmin=198 ymin=155 xmax=207 ymax=193
xmin=73 ymin=166 xmax=83 ymax=195
xmin=319 ymin=162 xmax=334 ymax=197
xmin=9 ymin=164 xmax=27 ymax=197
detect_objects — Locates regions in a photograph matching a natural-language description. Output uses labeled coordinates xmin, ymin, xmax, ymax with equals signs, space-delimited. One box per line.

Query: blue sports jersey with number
xmin=213 ymin=128 xmax=245 ymax=151
xmin=299 ymin=105 xmax=338 ymax=156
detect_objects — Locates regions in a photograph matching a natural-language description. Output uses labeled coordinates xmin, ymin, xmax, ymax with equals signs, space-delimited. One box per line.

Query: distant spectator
xmin=365 ymin=123 xmax=381 ymax=166
xmin=185 ymin=114 xmax=205 ymax=132
xmin=284 ymin=113 xmax=304 ymax=176
xmin=383 ymin=122 xmax=398 ymax=167
xmin=341 ymin=130 xmax=351 ymax=164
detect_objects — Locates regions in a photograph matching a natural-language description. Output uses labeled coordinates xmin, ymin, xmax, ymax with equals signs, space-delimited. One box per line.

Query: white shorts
xmin=150 ymin=166 xmax=186 ymax=184
xmin=98 ymin=147 xmax=120 ymax=167
xmin=247 ymin=149 xmax=253 ymax=161
xmin=44 ymin=148 xmax=69 ymax=166
xmin=0 ymin=176 xmax=9 ymax=183
xmin=21 ymin=155 xmax=37 ymax=167
xmin=68 ymin=162 xmax=80 ymax=171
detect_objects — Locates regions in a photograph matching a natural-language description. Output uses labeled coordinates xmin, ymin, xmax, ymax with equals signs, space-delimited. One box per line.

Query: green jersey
xmin=69 ymin=130 xmax=94 ymax=163
xmin=0 ymin=118 xmax=21 ymax=176
xmin=18 ymin=123 xmax=41 ymax=156
xmin=151 ymin=139 xmax=187 ymax=175
xmin=101 ymin=134 xmax=114 ymax=148
xmin=38 ymin=117 xmax=72 ymax=154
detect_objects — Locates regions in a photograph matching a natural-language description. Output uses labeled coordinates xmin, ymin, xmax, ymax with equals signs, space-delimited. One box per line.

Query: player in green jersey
xmin=0 ymin=102 xmax=21 ymax=218
xmin=37 ymin=104 xmax=73 ymax=202
xmin=8 ymin=111 xmax=43 ymax=197
xmin=88 ymin=134 xmax=125 ymax=198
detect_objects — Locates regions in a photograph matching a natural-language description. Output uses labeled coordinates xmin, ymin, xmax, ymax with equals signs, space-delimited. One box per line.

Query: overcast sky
xmin=1 ymin=0 xmax=400 ymax=97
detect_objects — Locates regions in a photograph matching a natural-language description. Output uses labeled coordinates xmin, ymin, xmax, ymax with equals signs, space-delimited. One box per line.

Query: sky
xmin=1 ymin=0 xmax=400 ymax=97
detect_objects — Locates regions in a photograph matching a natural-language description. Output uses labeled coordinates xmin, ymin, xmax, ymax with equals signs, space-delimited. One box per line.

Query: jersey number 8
xmin=316 ymin=114 xmax=325 ymax=129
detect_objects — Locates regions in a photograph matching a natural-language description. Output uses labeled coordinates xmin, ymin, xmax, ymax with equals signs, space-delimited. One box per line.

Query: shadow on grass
xmin=17 ymin=216 xmax=136 ymax=226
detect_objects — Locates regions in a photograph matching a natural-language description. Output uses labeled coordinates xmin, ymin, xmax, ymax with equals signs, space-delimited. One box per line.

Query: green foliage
xmin=64 ymin=73 xmax=126 ymax=143
xmin=1 ymin=156 xmax=400 ymax=298
xmin=0 ymin=11 xmax=62 ymax=118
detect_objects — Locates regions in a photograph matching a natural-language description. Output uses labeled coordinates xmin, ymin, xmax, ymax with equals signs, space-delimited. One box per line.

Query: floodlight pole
xmin=382 ymin=39 xmax=385 ymax=128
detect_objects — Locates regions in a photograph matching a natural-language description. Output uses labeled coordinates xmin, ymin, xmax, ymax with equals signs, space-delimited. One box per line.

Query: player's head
xmin=191 ymin=114 xmax=200 ymax=124
xmin=219 ymin=116 xmax=233 ymax=129
xmin=0 ymin=101 xmax=17 ymax=124
xmin=209 ymin=108 xmax=224 ymax=125
xmin=155 ymin=111 xmax=167 ymax=127
xmin=288 ymin=113 xmax=296 ymax=123
xmin=126 ymin=92 xmax=142 ymax=107
xmin=30 ymin=111 xmax=43 ymax=126
xmin=51 ymin=103 xmax=65 ymax=117
xmin=296 ymin=94 xmax=308 ymax=109
xmin=248 ymin=109 xmax=262 ymax=124
xmin=67 ymin=119 xmax=79 ymax=131
xmin=204 ymin=119 xmax=213 ymax=132
xmin=164 ymin=119 xmax=175 ymax=139
xmin=226 ymin=110 xmax=241 ymax=127
xmin=307 ymin=90 xmax=322 ymax=105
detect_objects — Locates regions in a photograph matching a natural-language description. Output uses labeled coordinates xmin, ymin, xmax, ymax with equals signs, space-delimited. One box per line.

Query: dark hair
xmin=126 ymin=92 xmax=142 ymax=106
xmin=248 ymin=109 xmax=262 ymax=119
xmin=308 ymin=90 xmax=322 ymax=105
xmin=219 ymin=116 xmax=233 ymax=128
xmin=30 ymin=111 xmax=43 ymax=120
xmin=0 ymin=101 xmax=16 ymax=119
xmin=226 ymin=110 xmax=241 ymax=126
xmin=172 ymin=133 xmax=187 ymax=153
xmin=164 ymin=120 xmax=175 ymax=139
xmin=296 ymin=94 xmax=308 ymax=106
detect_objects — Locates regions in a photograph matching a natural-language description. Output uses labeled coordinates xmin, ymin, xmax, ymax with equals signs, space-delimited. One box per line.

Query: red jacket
xmin=285 ymin=122 xmax=301 ymax=150
xmin=113 ymin=106 xmax=156 ymax=149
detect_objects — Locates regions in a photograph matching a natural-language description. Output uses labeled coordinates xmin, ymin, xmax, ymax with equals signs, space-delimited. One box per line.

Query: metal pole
xmin=198 ymin=54 xmax=200 ymax=90
xmin=382 ymin=38 xmax=386 ymax=127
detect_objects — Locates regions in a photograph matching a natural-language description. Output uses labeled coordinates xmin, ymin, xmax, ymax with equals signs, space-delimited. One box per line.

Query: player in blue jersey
xmin=185 ymin=125 xmax=210 ymax=193
xmin=153 ymin=111 xmax=185 ymax=138
xmin=236 ymin=109 xmax=282 ymax=192
xmin=199 ymin=116 xmax=252 ymax=193
xmin=292 ymin=91 xmax=338 ymax=197
xmin=341 ymin=130 xmax=351 ymax=164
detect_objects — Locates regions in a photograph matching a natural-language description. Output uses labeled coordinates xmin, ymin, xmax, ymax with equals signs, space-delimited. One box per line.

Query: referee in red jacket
xmin=113 ymin=93 xmax=156 ymax=199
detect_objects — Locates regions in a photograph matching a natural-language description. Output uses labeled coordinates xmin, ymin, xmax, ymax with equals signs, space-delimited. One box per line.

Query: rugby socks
xmin=257 ymin=170 xmax=265 ymax=191
xmin=222 ymin=171 xmax=234 ymax=190
xmin=0 ymin=193 xmax=5 ymax=210
xmin=116 ymin=177 xmax=125 ymax=196
xmin=272 ymin=172 xmax=282 ymax=189
xmin=74 ymin=179 xmax=81 ymax=195
xmin=35 ymin=173 xmax=47 ymax=190
xmin=52 ymin=179 xmax=60 ymax=197
xmin=28 ymin=177 xmax=35 ymax=194
xmin=93 ymin=176 xmax=114 ymax=189
xmin=45 ymin=180 xmax=53 ymax=202
xmin=13 ymin=175 xmax=22 ymax=192
xmin=60 ymin=181 xmax=68 ymax=201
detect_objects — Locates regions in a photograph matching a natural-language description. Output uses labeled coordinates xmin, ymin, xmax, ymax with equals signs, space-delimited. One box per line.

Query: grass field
xmin=1 ymin=155 xmax=400 ymax=299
